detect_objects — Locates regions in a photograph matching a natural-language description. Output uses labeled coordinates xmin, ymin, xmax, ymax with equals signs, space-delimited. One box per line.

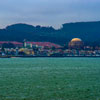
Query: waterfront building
xmin=19 ymin=48 xmax=34 ymax=55
xmin=68 ymin=38 xmax=84 ymax=49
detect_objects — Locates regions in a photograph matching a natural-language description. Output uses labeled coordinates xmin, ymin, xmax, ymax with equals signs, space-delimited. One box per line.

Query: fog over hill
xmin=0 ymin=21 xmax=100 ymax=46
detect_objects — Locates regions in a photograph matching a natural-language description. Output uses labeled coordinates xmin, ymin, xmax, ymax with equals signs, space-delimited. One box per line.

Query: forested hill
xmin=0 ymin=21 xmax=100 ymax=46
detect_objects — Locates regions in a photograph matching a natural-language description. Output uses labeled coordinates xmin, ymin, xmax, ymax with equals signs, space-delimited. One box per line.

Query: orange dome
xmin=71 ymin=38 xmax=82 ymax=42
xmin=69 ymin=38 xmax=84 ymax=49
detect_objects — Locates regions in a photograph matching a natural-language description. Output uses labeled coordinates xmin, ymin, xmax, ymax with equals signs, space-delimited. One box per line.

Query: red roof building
xmin=25 ymin=42 xmax=61 ymax=48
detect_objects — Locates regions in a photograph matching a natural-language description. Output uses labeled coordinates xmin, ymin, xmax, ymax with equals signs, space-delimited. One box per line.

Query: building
xmin=68 ymin=38 xmax=84 ymax=49
xmin=24 ymin=42 xmax=61 ymax=49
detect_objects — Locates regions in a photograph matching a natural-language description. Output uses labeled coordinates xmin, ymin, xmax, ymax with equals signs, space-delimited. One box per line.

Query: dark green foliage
xmin=0 ymin=21 xmax=100 ymax=46
xmin=2 ymin=43 xmax=15 ymax=48
xmin=18 ymin=51 xmax=25 ymax=55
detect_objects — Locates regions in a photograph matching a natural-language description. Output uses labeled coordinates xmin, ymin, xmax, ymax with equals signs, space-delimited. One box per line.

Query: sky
xmin=0 ymin=0 xmax=100 ymax=29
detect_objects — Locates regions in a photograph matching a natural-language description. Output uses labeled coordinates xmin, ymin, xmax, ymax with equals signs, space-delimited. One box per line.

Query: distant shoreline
xmin=1 ymin=55 xmax=100 ymax=58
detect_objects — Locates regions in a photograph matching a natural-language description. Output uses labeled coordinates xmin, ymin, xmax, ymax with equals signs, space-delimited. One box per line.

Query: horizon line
xmin=0 ymin=20 xmax=100 ymax=30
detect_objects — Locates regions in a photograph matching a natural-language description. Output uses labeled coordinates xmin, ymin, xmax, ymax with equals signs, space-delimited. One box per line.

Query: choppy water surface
xmin=0 ymin=58 xmax=100 ymax=100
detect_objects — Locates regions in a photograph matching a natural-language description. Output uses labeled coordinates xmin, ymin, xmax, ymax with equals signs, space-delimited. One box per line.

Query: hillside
xmin=0 ymin=21 xmax=100 ymax=46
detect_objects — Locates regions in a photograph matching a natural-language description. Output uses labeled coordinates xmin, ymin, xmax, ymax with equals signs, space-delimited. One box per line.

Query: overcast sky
xmin=0 ymin=0 xmax=100 ymax=29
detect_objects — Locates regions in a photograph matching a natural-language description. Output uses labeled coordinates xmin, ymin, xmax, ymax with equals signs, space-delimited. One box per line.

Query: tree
xmin=2 ymin=43 xmax=15 ymax=49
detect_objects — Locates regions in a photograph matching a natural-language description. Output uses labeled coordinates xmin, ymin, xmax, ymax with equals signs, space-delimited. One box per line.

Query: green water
xmin=0 ymin=58 xmax=100 ymax=100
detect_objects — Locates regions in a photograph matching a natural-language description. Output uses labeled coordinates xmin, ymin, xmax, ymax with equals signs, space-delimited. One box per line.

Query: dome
xmin=71 ymin=38 xmax=82 ymax=42
xmin=68 ymin=38 xmax=84 ymax=49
